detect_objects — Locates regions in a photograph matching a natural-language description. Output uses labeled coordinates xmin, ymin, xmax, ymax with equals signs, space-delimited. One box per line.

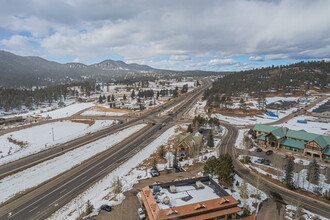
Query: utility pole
xmin=52 ymin=127 xmax=55 ymax=142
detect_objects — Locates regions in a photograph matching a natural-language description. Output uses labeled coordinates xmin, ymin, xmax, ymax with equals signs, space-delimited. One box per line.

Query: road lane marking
xmin=28 ymin=206 xmax=39 ymax=213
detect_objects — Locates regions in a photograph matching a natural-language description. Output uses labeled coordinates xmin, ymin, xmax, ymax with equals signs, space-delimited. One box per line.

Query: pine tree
xmin=159 ymin=145 xmax=165 ymax=159
xmin=207 ymin=131 xmax=214 ymax=147
xmin=284 ymin=159 xmax=295 ymax=189
xmin=307 ymin=159 xmax=320 ymax=184
xmin=187 ymin=124 xmax=193 ymax=133
xmin=204 ymin=156 xmax=219 ymax=175
xmin=173 ymin=150 xmax=178 ymax=169
xmin=131 ymin=90 xmax=135 ymax=99
xmin=123 ymin=94 xmax=127 ymax=100
xmin=215 ymin=153 xmax=235 ymax=187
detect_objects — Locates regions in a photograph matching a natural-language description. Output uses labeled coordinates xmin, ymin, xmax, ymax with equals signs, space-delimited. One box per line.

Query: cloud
xmin=249 ymin=56 xmax=264 ymax=61
xmin=169 ymin=55 xmax=191 ymax=61
xmin=209 ymin=58 xmax=239 ymax=65
xmin=72 ymin=57 xmax=81 ymax=63
xmin=0 ymin=0 xmax=330 ymax=70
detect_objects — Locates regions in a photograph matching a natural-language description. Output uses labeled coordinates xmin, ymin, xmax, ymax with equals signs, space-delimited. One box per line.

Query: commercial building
xmin=253 ymin=124 xmax=330 ymax=160
xmin=138 ymin=176 xmax=242 ymax=220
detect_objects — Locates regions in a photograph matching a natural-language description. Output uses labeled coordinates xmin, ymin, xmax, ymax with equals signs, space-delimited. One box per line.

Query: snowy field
xmin=0 ymin=120 xmax=115 ymax=165
xmin=279 ymin=115 xmax=330 ymax=135
xmin=39 ymin=102 xmax=95 ymax=119
xmin=170 ymin=81 xmax=195 ymax=87
xmin=81 ymin=108 xmax=127 ymax=116
xmin=230 ymin=96 xmax=300 ymax=110
xmin=0 ymin=124 xmax=147 ymax=205
xmin=47 ymin=125 xmax=180 ymax=220
xmin=0 ymin=98 xmax=77 ymax=118
xmin=212 ymin=108 xmax=297 ymax=125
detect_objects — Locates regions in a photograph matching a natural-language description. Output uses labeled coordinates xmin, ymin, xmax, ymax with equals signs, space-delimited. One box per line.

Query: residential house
xmin=176 ymin=133 xmax=203 ymax=159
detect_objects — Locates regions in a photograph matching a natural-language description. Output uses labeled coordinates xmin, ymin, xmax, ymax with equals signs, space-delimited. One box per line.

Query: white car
xmin=137 ymin=208 xmax=146 ymax=219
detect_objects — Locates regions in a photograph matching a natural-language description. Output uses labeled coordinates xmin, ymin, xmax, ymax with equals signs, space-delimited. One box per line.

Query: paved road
xmin=0 ymin=83 xmax=201 ymax=179
xmin=0 ymin=82 xmax=210 ymax=220
xmin=219 ymin=122 xmax=330 ymax=219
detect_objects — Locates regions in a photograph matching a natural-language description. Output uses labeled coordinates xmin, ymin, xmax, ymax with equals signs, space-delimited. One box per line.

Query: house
xmin=176 ymin=133 xmax=203 ymax=159
xmin=252 ymin=124 xmax=330 ymax=160
xmin=138 ymin=176 xmax=242 ymax=220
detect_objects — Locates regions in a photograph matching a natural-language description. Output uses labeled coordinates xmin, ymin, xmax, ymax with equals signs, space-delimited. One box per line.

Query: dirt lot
xmin=95 ymin=165 xmax=204 ymax=220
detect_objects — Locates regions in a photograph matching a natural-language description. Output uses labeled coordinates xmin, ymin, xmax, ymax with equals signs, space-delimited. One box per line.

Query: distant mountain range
xmin=0 ymin=50 xmax=225 ymax=88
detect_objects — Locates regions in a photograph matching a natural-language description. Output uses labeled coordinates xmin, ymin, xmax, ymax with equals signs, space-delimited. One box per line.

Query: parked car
xmin=255 ymin=148 xmax=263 ymax=152
xmin=174 ymin=166 xmax=185 ymax=172
xmin=255 ymin=158 xmax=265 ymax=164
xmin=151 ymin=122 xmax=156 ymax=125
xmin=262 ymin=159 xmax=271 ymax=166
xmin=265 ymin=150 xmax=273 ymax=155
xmin=137 ymin=208 xmax=146 ymax=219
xmin=150 ymin=168 xmax=160 ymax=177
xmin=100 ymin=204 xmax=112 ymax=212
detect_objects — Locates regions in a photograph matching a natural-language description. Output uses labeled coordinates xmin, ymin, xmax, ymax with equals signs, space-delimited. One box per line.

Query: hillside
xmin=0 ymin=50 xmax=223 ymax=88
xmin=204 ymin=61 xmax=330 ymax=101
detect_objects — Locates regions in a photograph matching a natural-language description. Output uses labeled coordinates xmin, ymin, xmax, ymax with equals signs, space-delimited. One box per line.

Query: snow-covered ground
xmin=0 ymin=120 xmax=116 ymax=165
xmin=187 ymin=101 xmax=207 ymax=118
xmin=39 ymin=102 xmax=95 ymax=119
xmin=228 ymin=174 xmax=267 ymax=214
xmin=47 ymin=125 xmax=180 ymax=220
xmin=0 ymin=124 xmax=146 ymax=204
xmin=279 ymin=115 xmax=330 ymax=135
xmin=170 ymin=81 xmax=195 ymax=87
xmin=285 ymin=204 xmax=328 ymax=220
xmin=239 ymin=156 xmax=330 ymax=194
xmin=235 ymin=129 xmax=248 ymax=149
xmin=0 ymin=98 xmax=77 ymax=119
xmin=81 ymin=106 xmax=127 ymax=116
xmin=213 ymin=108 xmax=298 ymax=125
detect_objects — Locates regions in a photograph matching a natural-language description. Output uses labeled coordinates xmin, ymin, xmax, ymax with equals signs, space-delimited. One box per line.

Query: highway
xmin=0 ymin=82 xmax=200 ymax=179
xmin=0 ymin=81 xmax=210 ymax=220
xmin=219 ymin=122 xmax=330 ymax=219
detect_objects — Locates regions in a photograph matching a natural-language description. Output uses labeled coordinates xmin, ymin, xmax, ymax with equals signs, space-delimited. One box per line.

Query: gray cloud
xmin=0 ymin=0 xmax=330 ymax=69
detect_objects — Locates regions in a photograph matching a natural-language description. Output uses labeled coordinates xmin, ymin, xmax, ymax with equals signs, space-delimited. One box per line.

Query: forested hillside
xmin=204 ymin=61 xmax=330 ymax=102
xmin=0 ymin=82 xmax=96 ymax=111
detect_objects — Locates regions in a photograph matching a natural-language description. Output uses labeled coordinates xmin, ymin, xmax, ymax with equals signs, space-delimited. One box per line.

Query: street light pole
xmin=52 ymin=127 xmax=55 ymax=142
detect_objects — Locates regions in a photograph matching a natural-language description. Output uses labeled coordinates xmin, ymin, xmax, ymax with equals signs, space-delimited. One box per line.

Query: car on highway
xmin=262 ymin=159 xmax=271 ymax=166
xmin=270 ymin=191 xmax=284 ymax=203
xmin=255 ymin=158 xmax=265 ymax=164
xmin=100 ymin=204 xmax=112 ymax=212
xmin=255 ymin=148 xmax=263 ymax=152
xmin=137 ymin=208 xmax=146 ymax=219
xmin=265 ymin=150 xmax=273 ymax=155
xmin=150 ymin=168 xmax=160 ymax=177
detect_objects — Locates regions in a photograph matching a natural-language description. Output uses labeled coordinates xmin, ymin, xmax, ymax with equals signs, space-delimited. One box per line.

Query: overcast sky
xmin=0 ymin=0 xmax=330 ymax=71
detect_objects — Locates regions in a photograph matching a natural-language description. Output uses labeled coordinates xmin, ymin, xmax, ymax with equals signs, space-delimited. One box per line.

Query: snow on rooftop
xmin=155 ymin=183 xmax=220 ymax=209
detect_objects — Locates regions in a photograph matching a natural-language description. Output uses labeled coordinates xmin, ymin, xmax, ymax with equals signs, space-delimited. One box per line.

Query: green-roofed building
xmin=252 ymin=124 xmax=330 ymax=160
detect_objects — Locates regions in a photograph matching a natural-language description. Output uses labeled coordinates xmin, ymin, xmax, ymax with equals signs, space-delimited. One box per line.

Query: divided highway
xmin=0 ymin=82 xmax=210 ymax=220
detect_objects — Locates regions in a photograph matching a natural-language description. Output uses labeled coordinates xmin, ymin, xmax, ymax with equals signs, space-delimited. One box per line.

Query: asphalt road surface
xmin=219 ymin=122 xmax=330 ymax=219
xmin=0 ymin=82 xmax=210 ymax=220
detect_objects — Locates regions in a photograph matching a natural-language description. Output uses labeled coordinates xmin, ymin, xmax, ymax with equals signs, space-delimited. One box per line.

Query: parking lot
xmin=94 ymin=164 xmax=204 ymax=220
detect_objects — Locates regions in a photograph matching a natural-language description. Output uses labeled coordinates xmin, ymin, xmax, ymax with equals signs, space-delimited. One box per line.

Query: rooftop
xmin=140 ymin=176 xmax=241 ymax=220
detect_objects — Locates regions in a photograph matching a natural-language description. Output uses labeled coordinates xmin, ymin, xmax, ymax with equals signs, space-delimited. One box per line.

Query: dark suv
xmin=100 ymin=204 xmax=112 ymax=212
